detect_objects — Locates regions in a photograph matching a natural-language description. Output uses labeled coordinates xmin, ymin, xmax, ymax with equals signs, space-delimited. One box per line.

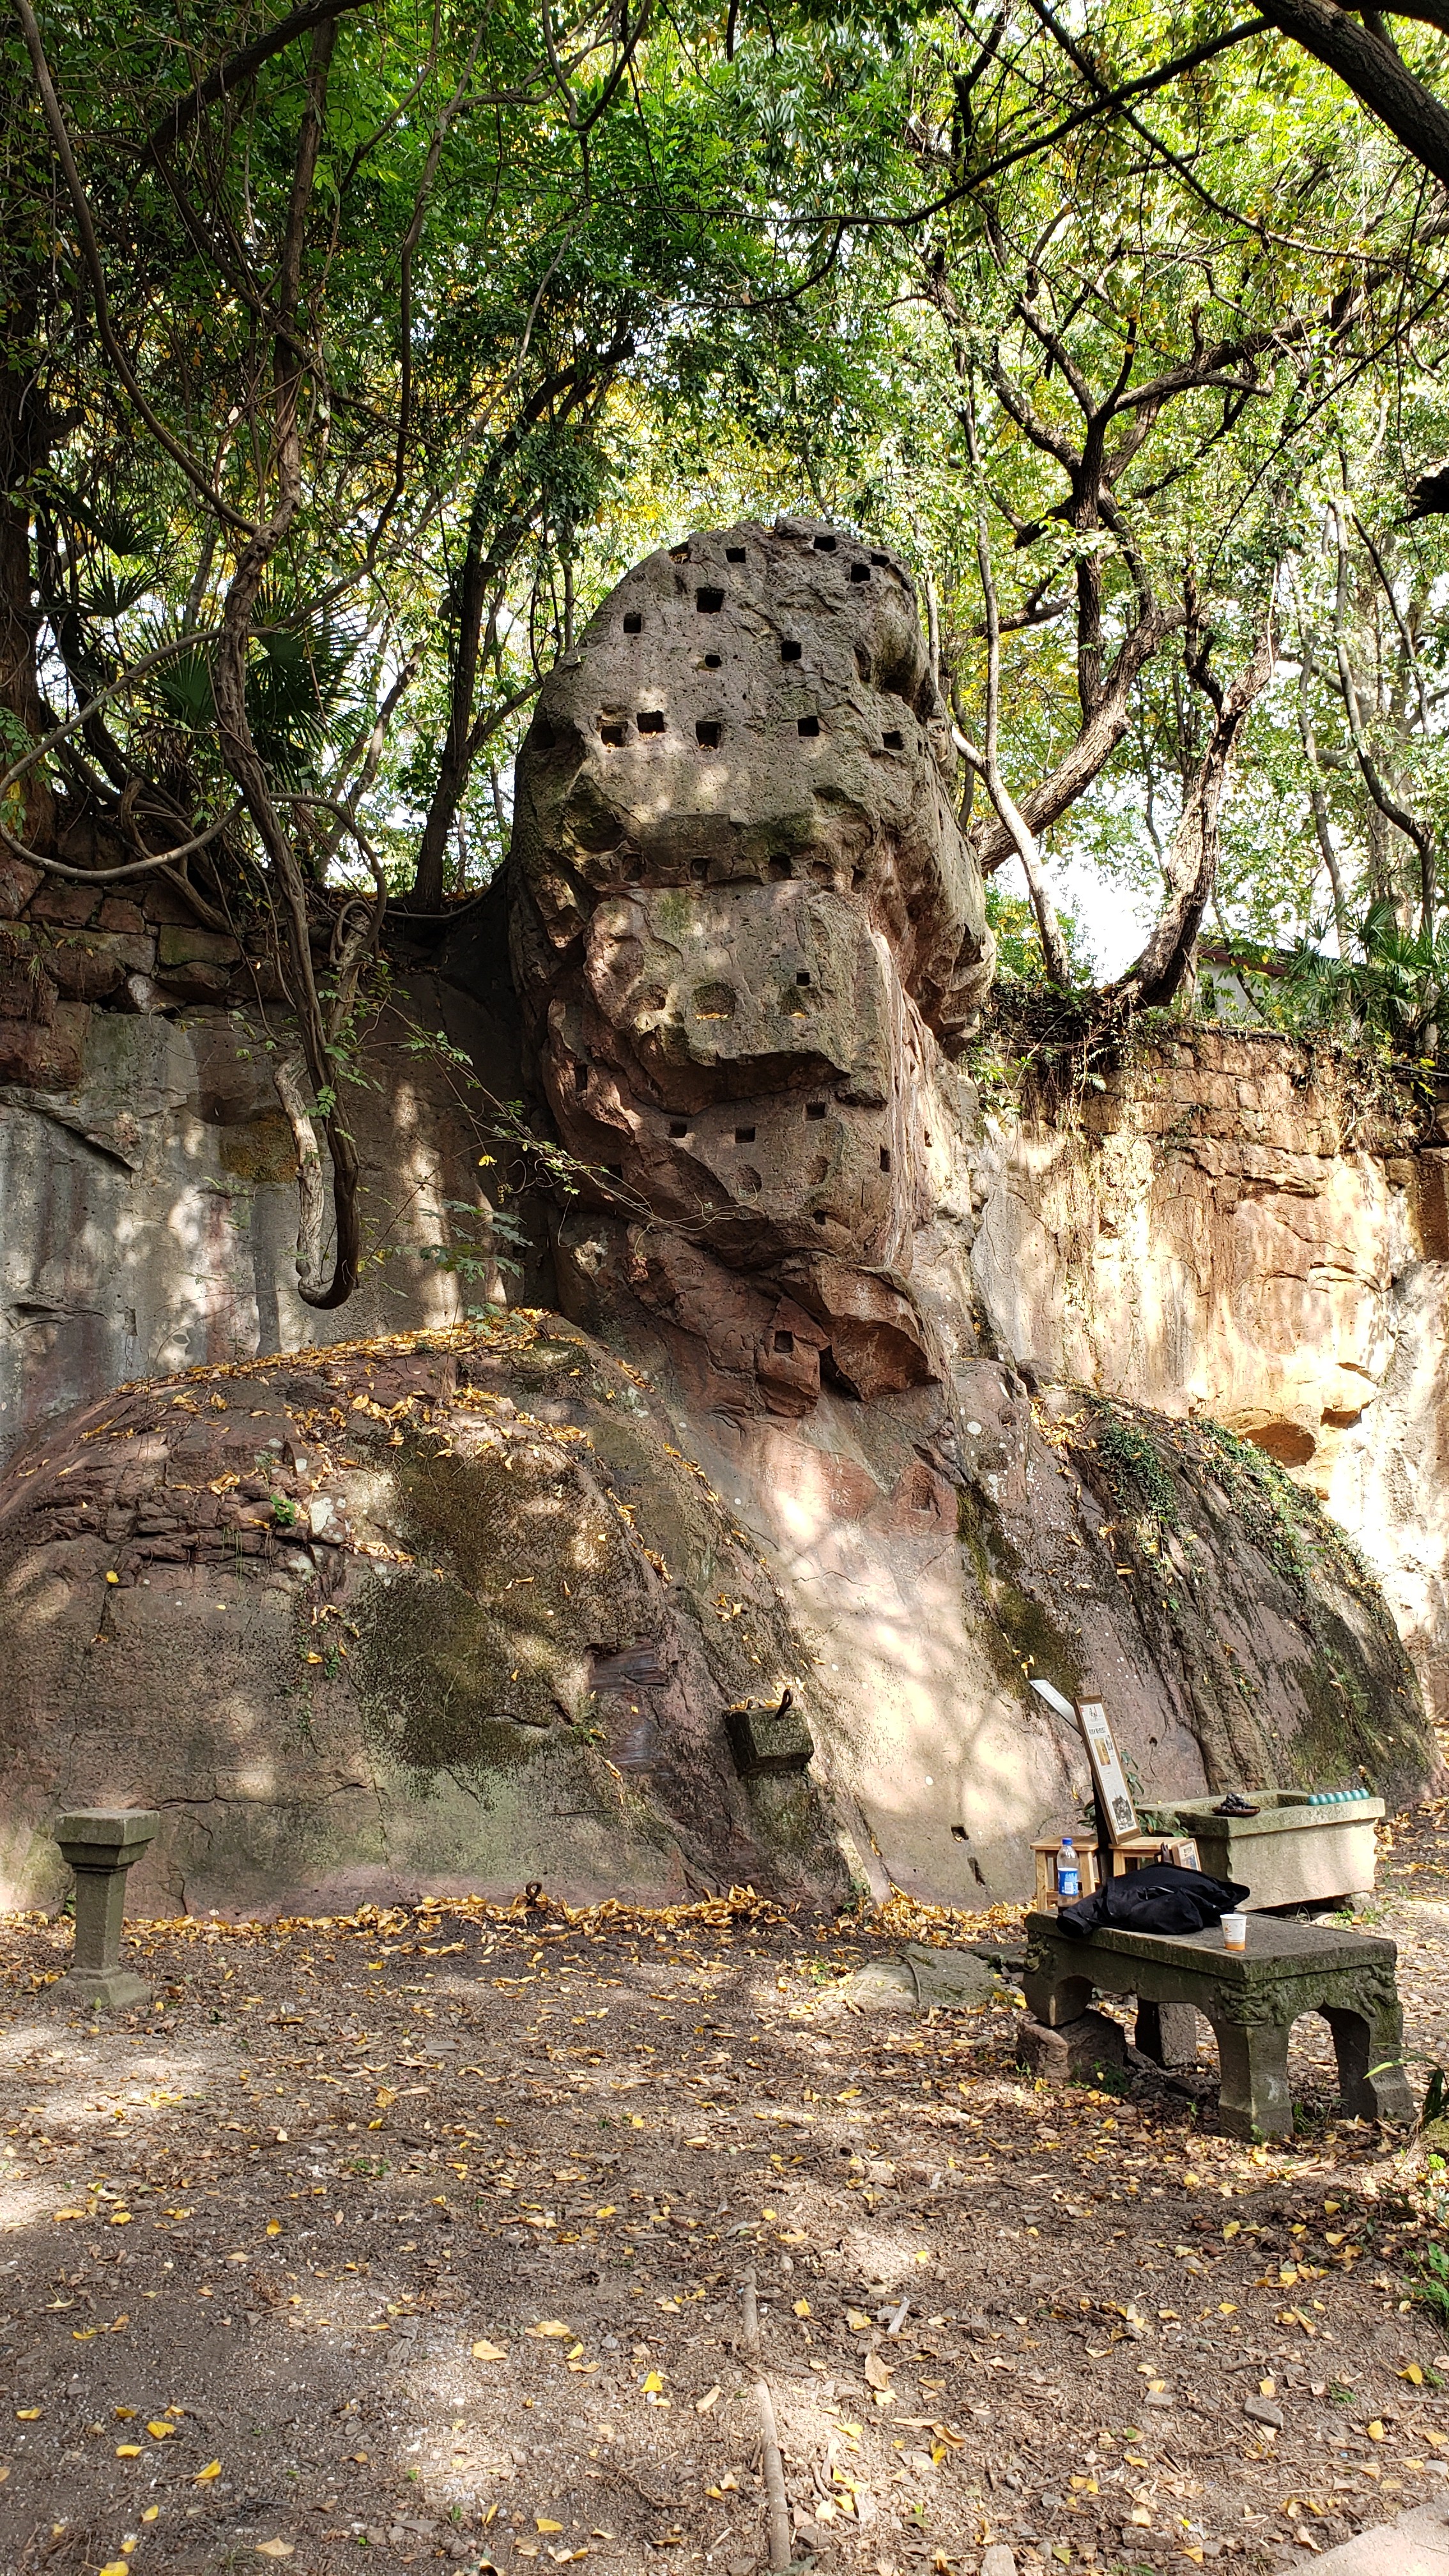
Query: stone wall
xmin=970 ymin=1025 xmax=1449 ymax=1726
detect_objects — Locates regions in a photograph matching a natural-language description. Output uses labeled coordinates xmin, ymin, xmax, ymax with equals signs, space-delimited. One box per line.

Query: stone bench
xmin=1022 ymin=1907 xmax=1414 ymax=2141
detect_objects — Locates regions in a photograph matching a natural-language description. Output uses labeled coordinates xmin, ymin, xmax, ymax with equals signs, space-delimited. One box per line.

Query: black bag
xmin=1056 ymin=1860 xmax=1250 ymax=1938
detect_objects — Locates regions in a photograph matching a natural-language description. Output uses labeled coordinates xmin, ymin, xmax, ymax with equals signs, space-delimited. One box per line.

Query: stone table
xmin=53 ymin=1809 xmax=160 ymax=2011
xmin=1022 ymin=1907 xmax=1414 ymax=2140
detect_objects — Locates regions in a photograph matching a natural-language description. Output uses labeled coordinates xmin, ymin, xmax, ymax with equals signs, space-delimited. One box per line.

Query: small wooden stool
xmin=1031 ymin=1833 xmax=1192 ymax=1912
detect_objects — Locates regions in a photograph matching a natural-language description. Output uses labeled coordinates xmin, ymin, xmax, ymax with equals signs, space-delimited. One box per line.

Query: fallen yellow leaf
xmin=1367 ymin=2421 xmax=1386 ymax=2442
xmin=642 ymin=2370 xmax=664 ymax=2394
xmin=846 ymin=2310 xmax=871 ymax=2332
xmin=1400 ymin=2365 xmax=1425 ymax=2386
xmin=256 ymin=2544 xmax=295 ymax=2559
xmin=267 ymin=2220 xmax=282 ymax=2237
xmin=536 ymin=2520 xmax=564 ymax=2534
xmin=141 ymin=2508 xmax=159 ymax=2524
xmin=472 ymin=2340 xmax=508 ymax=2363
xmin=16 ymin=2409 xmax=40 ymax=2420
xmin=147 ymin=2421 xmax=175 ymax=2439
xmin=530 ymin=2320 xmax=572 ymax=2338
xmin=793 ymin=2299 xmax=811 ymax=2319
xmin=196 ymin=2459 xmax=222 ymax=2483
xmin=116 ymin=2444 xmax=142 ymax=2458
xmin=109 ymin=2212 xmax=132 ymax=2226
xmin=100 ymin=2562 xmax=129 ymax=2575
xmin=115 ymin=2407 xmax=138 ymax=2421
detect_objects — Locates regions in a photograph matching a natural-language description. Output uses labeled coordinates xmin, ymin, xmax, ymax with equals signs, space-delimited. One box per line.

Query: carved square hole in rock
xmin=880 ymin=1147 xmax=892 ymax=1172
xmin=883 ymin=730 xmax=904 ymax=751
xmin=795 ymin=969 xmax=811 ymax=985
xmin=951 ymin=1823 xmax=969 ymax=1841
xmin=797 ymin=716 xmax=820 ymax=738
xmin=726 ymin=546 xmax=746 ymax=562
xmin=532 ymin=721 xmax=556 ymax=749
xmin=691 ymin=858 xmax=709 ymax=878
xmin=636 ymin=710 xmax=665 ymax=733
xmin=696 ymin=586 xmax=724 ymax=613
xmin=768 ymin=855 xmax=793 ymax=879
xmin=734 ymin=1126 xmax=756 ymax=1144
xmin=871 ymin=551 xmax=891 ymax=565
xmin=671 ymin=544 xmax=691 ymax=563
xmin=806 ymin=1101 xmax=827 ymax=1121
xmin=622 ymin=612 xmax=643 ymax=634
xmin=813 ymin=1209 xmax=829 ymax=1223
xmin=574 ymin=1064 xmax=589 ymax=1093
xmin=781 ymin=640 xmax=802 ymax=663
xmin=600 ymin=721 xmax=628 ymax=746
xmin=850 ymin=562 xmax=871 ymax=583
xmin=703 ymin=653 xmax=722 ymax=668
xmin=813 ymin=533 xmax=838 ymax=552
xmin=696 ymin=720 xmax=723 ymax=748
xmin=774 ymin=1331 xmax=794 ymax=1355
xmin=669 ymin=1120 xmax=687 ymax=1138
xmin=605 ymin=1164 xmax=624 ymax=1178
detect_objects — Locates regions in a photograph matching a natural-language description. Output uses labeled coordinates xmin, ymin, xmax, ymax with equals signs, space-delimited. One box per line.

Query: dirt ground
xmin=4 ymin=1828 xmax=1449 ymax=2576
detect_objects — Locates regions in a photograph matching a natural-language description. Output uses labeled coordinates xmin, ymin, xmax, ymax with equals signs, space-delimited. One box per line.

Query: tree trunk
xmin=1120 ymin=617 xmax=1276 ymax=1010
xmin=0 ymin=325 xmax=56 ymax=854
xmin=1260 ymin=0 xmax=1449 ymax=192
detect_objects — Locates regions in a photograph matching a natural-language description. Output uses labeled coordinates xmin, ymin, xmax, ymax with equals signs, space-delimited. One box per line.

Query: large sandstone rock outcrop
xmin=0 ymin=1313 xmax=1427 ymax=1916
xmin=0 ymin=1319 xmax=846 ymax=1915
xmin=0 ymin=523 xmax=1441 ymax=1917
xmin=510 ymin=517 xmax=993 ymax=1411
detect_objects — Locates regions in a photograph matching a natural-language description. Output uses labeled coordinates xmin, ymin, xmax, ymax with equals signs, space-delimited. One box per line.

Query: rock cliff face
xmin=0 ymin=905 xmax=533 ymax=1474
xmin=0 ymin=521 xmax=1441 ymax=1916
xmin=970 ymin=1027 xmax=1449 ymax=1729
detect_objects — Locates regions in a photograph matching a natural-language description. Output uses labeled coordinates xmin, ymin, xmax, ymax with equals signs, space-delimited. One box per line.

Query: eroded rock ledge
xmin=0 ymin=1313 xmax=1431 ymax=1918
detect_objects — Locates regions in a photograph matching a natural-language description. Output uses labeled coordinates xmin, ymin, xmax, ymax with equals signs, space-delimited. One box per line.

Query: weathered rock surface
xmin=510 ymin=516 xmax=992 ymax=1411
xmin=0 ymin=1308 xmax=1426 ymax=1915
xmin=0 ymin=1317 xmax=845 ymax=1916
xmin=970 ymin=1027 xmax=1449 ymax=1726
xmin=0 ymin=914 xmax=535 ymax=1475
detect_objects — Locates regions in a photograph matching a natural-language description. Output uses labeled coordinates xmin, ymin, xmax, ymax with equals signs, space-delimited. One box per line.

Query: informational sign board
xmin=1075 ymin=1697 xmax=1139 ymax=1846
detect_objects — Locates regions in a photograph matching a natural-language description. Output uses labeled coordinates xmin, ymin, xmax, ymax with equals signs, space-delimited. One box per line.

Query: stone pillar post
xmin=53 ymin=1809 xmax=160 ymax=2010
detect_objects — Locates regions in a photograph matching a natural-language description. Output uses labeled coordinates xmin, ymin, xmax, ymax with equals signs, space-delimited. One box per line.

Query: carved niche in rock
xmin=510 ymin=517 xmax=993 ymax=1413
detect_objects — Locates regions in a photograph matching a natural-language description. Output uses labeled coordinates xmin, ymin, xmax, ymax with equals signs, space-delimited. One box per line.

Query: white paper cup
xmin=1222 ymin=1911 xmax=1248 ymax=1951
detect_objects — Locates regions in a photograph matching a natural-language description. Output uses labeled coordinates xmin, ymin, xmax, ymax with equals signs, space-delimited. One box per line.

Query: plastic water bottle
xmin=1056 ymin=1832 xmax=1080 ymax=1901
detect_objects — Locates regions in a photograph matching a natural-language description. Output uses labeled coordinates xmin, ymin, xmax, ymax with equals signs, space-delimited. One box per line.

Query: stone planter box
xmin=1136 ymin=1791 xmax=1383 ymax=1910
